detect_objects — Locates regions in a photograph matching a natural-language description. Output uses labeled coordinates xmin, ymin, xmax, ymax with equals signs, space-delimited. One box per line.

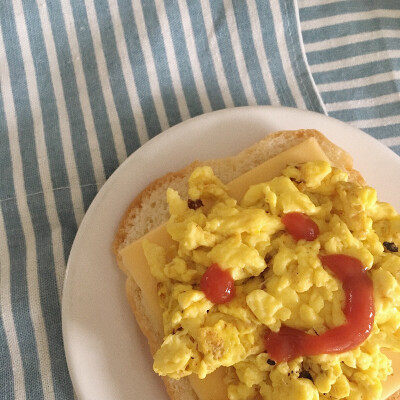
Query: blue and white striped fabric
xmin=0 ymin=1 xmax=399 ymax=399
xmin=298 ymin=0 xmax=400 ymax=154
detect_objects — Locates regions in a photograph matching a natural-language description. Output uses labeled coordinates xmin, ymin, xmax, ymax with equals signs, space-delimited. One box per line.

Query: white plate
xmin=62 ymin=106 xmax=400 ymax=400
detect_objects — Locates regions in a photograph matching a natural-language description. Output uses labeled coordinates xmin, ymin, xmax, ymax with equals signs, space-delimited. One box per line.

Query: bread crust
xmin=113 ymin=129 xmax=397 ymax=400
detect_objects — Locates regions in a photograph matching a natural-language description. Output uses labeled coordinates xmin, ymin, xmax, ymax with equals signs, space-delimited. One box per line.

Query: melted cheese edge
xmin=119 ymin=138 xmax=399 ymax=400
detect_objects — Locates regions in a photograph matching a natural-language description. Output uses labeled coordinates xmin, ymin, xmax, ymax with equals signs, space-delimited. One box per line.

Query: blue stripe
xmin=52 ymin=192 xmax=78 ymax=264
xmin=20 ymin=0 xmax=79 ymax=265
xmin=390 ymin=143 xmax=400 ymax=156
xmin=300 ymin=0 xmax=400 ymax=22
xmin=307 ymin=38 xmax=400 ymax=65
xmin=321 ymin=80 xmax=400 ymax=104
xmin=20 ymin=0 xmax=71 ymax=189
xmin=186 ymin=1 xmax=226 ymax=110
xmin=278 ymin=0 xmax=325 ymax=112
xmin=116 ymin=0 xmax=162 ymax=138
xmin=254 ymin=0 xmax=297 ymax=107
xmin=27 ymin=192 xmax=72 ymax=400
xmin=209 ymin=0 xmax=248 ymax=106
xmin=0 ymin=313 xmax=14 ymax=399
xmin=46 ymin=0 xmax=99 ymax=210
xmin=80 ymin=184 xmax=100 ymax=212
xmin=303 ymin=18 xmax=400 ymax=44
xmin=313 ymin=58 xmax=400 ymax=85
xmin=53 ymin=188 xmax=80 ymax=261
xmin=141 ymin=0 xmax=182 ymax=126
xmin=1 ymin=7 xmax=42 ymax=197
xmin=161 ymin=0 xmax=204 ymax=117
xmin=1 ymin=199 xmax=44 ymax=400
xmin=0 ymin=93 xmax=14 ymax=202
xmin=70 ymin=0 xmax=120 ymax=178
xmin=0 ymin=90 xmax=15 ymax=400
xmin=364 ymin=124 xmax=400 ymax=140
xmin=231 ymin=0 xmax=271 ymax=105
xmin=329 ymin=101 xmax=400 ymax=122
xmin=92 ymin=0 xmax=141 ymax=155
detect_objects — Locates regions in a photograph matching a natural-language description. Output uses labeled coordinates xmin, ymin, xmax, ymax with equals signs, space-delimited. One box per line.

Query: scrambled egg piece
xmin=143 ymin=161 xmax=400 ymax=400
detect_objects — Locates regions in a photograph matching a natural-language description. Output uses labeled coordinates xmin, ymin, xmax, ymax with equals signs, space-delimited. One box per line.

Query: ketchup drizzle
xmin=264 ymin=254 xmax=375 ymax=363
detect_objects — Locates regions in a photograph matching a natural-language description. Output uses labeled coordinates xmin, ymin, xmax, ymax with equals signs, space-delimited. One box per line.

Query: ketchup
xmin=264 ymin=254 xmax=374 ymax=363
xmin=200 ymin=263 xmax=235 ymax=304
xmin=281 ymin=212 xmax=319 ymax=241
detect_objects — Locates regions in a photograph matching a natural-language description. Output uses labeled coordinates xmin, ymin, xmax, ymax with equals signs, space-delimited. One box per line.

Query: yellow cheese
xmin=118 ymin=137 xmax=400 ymax=400
xmin=189 ymin=368 xmax=228 ymax=400
xmin=121 ymin=226 xmax=174 ymax=334
xmin=226 ymin=138 xmax=329 ymax=200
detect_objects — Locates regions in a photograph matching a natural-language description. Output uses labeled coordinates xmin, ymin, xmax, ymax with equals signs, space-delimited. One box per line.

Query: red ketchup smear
xmin=264 ymin=254 xmax=375 ymax=363
xmin=281 ymin=212 xmax=319 ymax=241
xmin=200 ymin=263 xmax=235 ymax=304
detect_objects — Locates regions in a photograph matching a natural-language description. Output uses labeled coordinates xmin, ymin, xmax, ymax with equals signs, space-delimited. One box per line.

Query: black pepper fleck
xmin=298 ymin=370 xmax=313 ymax=381
xmin=188 ymin=198 xmax=203 ymax=210
xmin=267 ymin=359 xmax=276 ymax=366
xmin=383 ymin=241 xmax=398 ymax=252
xmin=264 ymin=254 xmax=272 ymax=264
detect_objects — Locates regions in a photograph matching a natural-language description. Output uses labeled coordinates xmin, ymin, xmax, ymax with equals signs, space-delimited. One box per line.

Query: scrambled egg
xmin=143 ymin=161 xmax=400 ymax=400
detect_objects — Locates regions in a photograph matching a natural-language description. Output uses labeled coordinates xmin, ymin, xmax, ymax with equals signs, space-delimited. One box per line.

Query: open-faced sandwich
xmin=113 ymin=129 xmax=400 ymax=400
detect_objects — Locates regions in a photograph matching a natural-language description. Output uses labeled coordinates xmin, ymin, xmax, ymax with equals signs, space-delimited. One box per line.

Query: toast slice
xmin=113 ymin=129 xmax=397 ymax=400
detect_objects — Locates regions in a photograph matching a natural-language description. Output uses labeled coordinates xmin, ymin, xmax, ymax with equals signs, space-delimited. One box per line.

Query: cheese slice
xmin=118 ymin=138 xmax=400 ymax=400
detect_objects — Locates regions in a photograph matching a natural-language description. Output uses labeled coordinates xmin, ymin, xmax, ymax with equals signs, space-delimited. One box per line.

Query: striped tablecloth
xmin=0 ymin=0 xmax=399 ymax=399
